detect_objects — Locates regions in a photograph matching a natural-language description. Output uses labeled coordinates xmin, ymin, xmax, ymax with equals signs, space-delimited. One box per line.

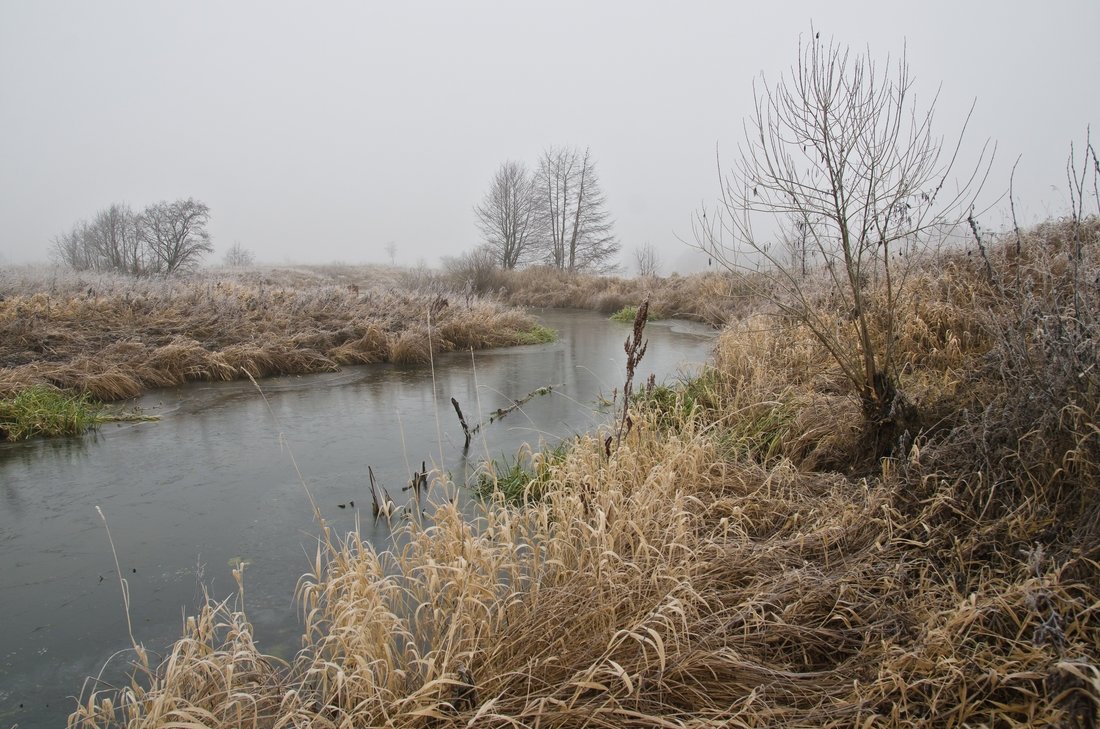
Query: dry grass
xmin=448 ymin=265 xmax=766 ymax=327
xmin=68 ymin=220 xmax=1100 ymax=728
xmin=0 ymin=265 xmax=548 ymax=402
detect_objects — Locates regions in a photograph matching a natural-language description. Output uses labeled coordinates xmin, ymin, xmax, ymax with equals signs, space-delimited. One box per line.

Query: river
xmin=0 ymin=309 xmax=714 ymax=728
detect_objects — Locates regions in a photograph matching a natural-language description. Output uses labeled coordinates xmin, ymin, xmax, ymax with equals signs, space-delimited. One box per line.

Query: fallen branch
xmin=487 ymin=384 xmax=559 ymax=424
xmin=449 ymin=384 xmax=560 ymax=447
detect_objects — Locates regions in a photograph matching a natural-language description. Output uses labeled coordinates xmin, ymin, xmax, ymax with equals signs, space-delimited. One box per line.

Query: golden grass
xmin=0 ymin=267 xmax=547 ymax=402
xmin=472 ymin=266 xmax=763 ymax=326
xmin=67 ymin=220 xmax=1100 ymax=727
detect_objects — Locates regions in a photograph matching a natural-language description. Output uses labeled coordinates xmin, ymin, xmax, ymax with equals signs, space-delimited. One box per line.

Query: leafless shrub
xmin=442 ymin=245 xmax=502 ymax=297
xmin=696 ymin=29 xmax=992 ymax=435
xmin=633 ymin=242 xmax=661 ymax=277
xmin=223 ymin=242 xmax=255 ymax=267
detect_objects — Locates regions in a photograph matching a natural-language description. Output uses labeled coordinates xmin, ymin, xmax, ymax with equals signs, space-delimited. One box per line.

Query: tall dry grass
xmin=444 ymin=264 xmax=766 ymax=326
xmin=0 ymin=265 xmax=544 ymax=402
xmin=68 ymin=220 xmax=1099 ymax=727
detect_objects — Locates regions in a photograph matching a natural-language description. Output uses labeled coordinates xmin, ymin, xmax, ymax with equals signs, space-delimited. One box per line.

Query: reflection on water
xmin=0 ymin=309 xmax=713 ymax=728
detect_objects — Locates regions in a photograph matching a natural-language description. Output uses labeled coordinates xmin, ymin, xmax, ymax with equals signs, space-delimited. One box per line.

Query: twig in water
xmin=368 ymin=466 xmax=395 ymax=518
xmin=487 ymin=385 xmax=558 ymax=424
xmin=403 ymin=460 xmax=428 ymax=494
xmin=451 ymin=397 xmax=471 ymax=450
xmin=450 ymin=385 xmax=560 ymax=445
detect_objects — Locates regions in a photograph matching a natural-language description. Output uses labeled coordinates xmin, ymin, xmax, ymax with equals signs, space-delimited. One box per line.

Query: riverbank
xmin=450 ymin=263 xmax=761 ymax=326
xmin=68 ymin=219 xmax=1099 ymax=726
xmin=0 ymin=265 xmax=553 ymax=440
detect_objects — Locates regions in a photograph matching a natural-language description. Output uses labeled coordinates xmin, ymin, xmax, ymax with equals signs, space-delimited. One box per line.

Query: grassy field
xmin=0 ymin=264 xmax=553 ymax=440
xmin=66 ymin=218 xmax=1100 ymax=727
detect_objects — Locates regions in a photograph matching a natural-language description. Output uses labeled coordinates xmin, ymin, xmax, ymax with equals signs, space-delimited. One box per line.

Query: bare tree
xmin=89 ymin=204 xmax=142 ymax=274
xmin=475 ymin=160 xmax=543 ymax=269
xmin=536 ymin=146 xmax=619 ymax=273
xmin=696 ymin=32 xmax=990 ymax=425
xmin=52 ymin=204 xmax=144 ymax=274
xmin=634 ymin=242 xmax=661 ymax=277
xmin=137 ymin=198 xmax=213 ymax=274
xmin=224 ymin=241 xmax=255 ymax=266
xmin=52 ymin=221 xmax=95 ymax=271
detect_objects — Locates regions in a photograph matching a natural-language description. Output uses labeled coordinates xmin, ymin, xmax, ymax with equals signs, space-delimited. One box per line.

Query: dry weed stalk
xmin=615 ymin=299 xmax=648 ymax=451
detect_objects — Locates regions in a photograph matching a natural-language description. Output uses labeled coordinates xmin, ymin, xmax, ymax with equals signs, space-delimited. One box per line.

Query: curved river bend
xmin=0 ymin=309 xmax=714 ymax=728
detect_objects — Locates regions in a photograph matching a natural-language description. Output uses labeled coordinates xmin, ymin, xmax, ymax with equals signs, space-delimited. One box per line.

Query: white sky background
xmin=1 ymin=1 xmax=1097 ymax=271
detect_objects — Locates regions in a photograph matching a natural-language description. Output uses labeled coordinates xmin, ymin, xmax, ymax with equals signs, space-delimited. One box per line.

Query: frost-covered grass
xmin=0 ymin=264 xmax=549 ymax=403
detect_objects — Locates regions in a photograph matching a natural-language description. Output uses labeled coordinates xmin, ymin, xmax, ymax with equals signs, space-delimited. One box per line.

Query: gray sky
xmin=1 ymin=1 xmax=1097 ymax=271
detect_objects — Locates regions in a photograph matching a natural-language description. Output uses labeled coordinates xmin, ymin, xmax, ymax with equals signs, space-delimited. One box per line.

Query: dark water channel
xmin=0 ymin=309 xmax=714 ymax=728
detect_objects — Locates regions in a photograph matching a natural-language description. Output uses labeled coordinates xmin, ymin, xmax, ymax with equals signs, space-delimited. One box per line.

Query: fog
xmin=1 ymin=1 xmax=1097 ymax=271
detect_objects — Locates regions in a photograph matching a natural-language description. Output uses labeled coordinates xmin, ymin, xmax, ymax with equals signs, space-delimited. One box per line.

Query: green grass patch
xmin=717 ymin=399 xmax=794 ymax=464
xmin=0 ymin=386 xmax=156 ymax=441
xmin=476 ymin=442 xmax=569 ymax=504
xmin=633 ymin=370 xmax=722 ymax=428
xmin=609 ymin=305 xmax=639 ymax=322
xmin=513 ymin=323 xmax=557 ymax=345
xmin=610 ymin=305 xmax=663 ymax=323
xmin=632 ymin=370 xmax=791 ymax=463
xmin=0 ymin=386 xmax=104 ymax=441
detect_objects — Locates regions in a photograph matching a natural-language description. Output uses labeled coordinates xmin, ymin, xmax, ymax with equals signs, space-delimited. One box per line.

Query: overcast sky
xmin=1 ymin=1 xmax=1097 ymax=271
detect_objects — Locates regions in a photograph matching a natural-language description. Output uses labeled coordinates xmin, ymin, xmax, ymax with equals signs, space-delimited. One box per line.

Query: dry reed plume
xmin=69 ymin=220 xmax=1099 ymax=727
xmin=0 ymin=265 xmax=545 ymax=404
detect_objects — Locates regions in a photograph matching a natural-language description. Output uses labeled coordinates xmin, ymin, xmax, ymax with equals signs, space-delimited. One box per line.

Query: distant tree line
xmin=52 ymin=198 xmax=213 ymax=275
xmin=473 ymin=146 xmax=620 ymax=273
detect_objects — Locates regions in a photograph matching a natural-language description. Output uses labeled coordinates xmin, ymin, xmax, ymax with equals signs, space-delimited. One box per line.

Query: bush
xmin=443 ymin=245 xmax=502 ymax=296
